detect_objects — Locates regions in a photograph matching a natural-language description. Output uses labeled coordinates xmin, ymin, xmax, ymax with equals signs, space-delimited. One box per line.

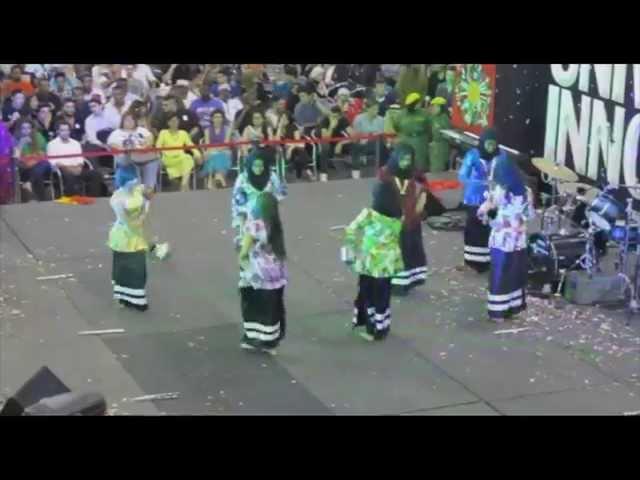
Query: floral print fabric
xmin=239 ymin=219 xmax=287 ymax=290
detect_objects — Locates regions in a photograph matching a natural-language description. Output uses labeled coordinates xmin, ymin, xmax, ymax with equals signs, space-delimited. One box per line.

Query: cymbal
xmin=531 ymin=158 xmax=579 ymax=182
xmin=557 ymin=182 xmax=601 ymax=203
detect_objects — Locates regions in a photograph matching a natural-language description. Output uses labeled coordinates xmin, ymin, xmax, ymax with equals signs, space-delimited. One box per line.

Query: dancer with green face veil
xmin=458 ymin=128 xmax=506 ymax=272
xmin=379 ymin=144 xmax=428 ymax=295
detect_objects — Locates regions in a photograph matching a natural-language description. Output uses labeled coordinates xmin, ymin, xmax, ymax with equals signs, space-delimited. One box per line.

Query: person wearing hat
xmin=458 ymin=128 xmax=506 ymax=273
xmin=477 ymin=155 xmax=534 ymax=322
xmin=427 ymin=97 xmax=451 ymax=173
xmin=390 ymin=92 xmax=431 ymax=172
xmin=343 ymin=180 xmax=404 ymax=342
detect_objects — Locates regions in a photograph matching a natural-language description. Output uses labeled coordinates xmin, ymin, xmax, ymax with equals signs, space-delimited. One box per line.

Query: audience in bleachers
xmin=0 ymin=63 xmax=448 ymax=204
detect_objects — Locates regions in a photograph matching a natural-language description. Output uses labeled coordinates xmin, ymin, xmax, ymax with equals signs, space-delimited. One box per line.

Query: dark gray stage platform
xmin=2 ymin=178 xmax=640 ymax=415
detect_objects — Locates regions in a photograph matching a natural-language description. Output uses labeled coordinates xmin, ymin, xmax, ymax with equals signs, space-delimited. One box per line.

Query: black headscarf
xmin=245 ymin=148 xmax=273 ymax=191
xmin=478 ymin=128 xmax=498 ymax=162
xmin=372 ymin=181 xmax=402 ymax=219
xmin=387 ymin=144 xmax=416 ymax=180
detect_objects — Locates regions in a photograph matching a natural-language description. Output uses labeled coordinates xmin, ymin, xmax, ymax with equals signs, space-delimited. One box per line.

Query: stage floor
xmin=2 ymin=177 xmax=640 ymax=415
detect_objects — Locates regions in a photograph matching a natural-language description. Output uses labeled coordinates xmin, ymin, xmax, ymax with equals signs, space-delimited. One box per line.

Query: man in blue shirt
xmin=190 ymin=83 xmax=224 ymax=130
xmin=352 ymin=98 xmax=389 ymax=170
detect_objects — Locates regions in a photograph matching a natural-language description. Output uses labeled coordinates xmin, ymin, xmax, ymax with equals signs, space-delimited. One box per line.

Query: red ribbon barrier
xmin=2 ymin=132 xmax=397 ymax=163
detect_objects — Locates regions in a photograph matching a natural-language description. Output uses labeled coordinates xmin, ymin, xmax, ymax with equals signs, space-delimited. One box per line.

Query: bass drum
xmin=527 ymin=233 xmax=587 ymax=289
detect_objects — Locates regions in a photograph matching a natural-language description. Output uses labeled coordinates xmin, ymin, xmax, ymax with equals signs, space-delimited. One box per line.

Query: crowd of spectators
xmin=0 ymin=64 xmax=454 ymax=204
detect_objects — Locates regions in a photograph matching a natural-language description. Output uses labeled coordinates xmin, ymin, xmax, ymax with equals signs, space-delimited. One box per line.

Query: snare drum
xmin=588 ymin=192 xmax=625 ymax=231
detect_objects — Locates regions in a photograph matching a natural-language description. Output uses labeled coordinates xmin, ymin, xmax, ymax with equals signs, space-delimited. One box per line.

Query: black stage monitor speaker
xmin=0 ymin=366 xmax=71 ymax=416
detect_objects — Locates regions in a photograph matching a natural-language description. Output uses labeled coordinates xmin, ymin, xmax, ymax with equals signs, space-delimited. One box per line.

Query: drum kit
xmin=527 ymin=158 xmax=640 ymax=319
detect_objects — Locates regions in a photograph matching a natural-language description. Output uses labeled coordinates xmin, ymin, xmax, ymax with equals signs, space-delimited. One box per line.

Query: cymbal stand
xmin=555 ymin=223 xmax=599 ymax=296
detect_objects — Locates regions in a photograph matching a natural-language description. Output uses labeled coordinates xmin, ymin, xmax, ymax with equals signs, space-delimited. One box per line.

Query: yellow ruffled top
xmin=107 ymin=185 xmax=149 ymax=253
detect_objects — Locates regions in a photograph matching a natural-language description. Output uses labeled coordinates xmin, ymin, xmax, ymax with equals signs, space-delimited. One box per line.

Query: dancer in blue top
xmin=458 ymin=128 xmax=506 ymax=272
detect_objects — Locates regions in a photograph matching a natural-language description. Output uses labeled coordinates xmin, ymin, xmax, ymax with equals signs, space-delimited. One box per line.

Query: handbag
xmin=125 ymin=133 xmax=157 ymax=164
xmin=129 ymin=150 xmax=157 ymax=164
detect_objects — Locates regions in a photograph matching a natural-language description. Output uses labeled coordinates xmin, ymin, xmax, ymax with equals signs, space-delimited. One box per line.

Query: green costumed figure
xmin=391 ymin=92 xmax=431 ymax=172
xmin=427 ymin=97 xmax=451 ymax=173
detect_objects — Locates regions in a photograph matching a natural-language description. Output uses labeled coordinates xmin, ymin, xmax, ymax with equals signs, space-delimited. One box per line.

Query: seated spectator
xmin=34 ymin=78 xmax=62 ymax=113
xmin=293 ymin=87 xmax=323 ymax=133
xmin=128 ymin=99 xmax=154 ymax=133
xmin=315 ymin=105 xmax=353 ymax=174
xmin=171 ymin=81 xmax=198 ymax=110
xmin=111 ymin=78 xmax=142 ymax=104
xmin=150 ymin=94 xmax=199 ymax=137
xmin=47 ymin=122 xmax=103 ymax=197
xmin=0 ymin=121 xmax=15 ymax=204
xmin=275 ymin=111 xmax=315 ymax=181
xmin=190 ymin=83 xmax=224 ymax=132
xmin=24 ymin=64 xmax=47 ymax=80
xmin=241 ymin=111 xmax=273 ymax=156
xmin=209 ymin=70 xmax=242 ymax=99
xmin=104 ymin=85 xmax=134 ymax=126
xmin=34 ymin=104 xmax=57 ymax=142
xmin=352 ymin=97 xmax=389 ymax=169
xmin=199 ymin=109 xmax=233 ymax=190
xmin=13 ymin=119 xmax=51 ymax=202
xmin=286 ymin=82 xmax=301 ymax=114
xmin=72 ymin=86 xmax=91 ymax=122
xmin=335 ymin=88 xmax=363 ymax=125
xmin=164 ymin=64 xmax=202 ymax=85
xmin=374 ymin=76 xmax=398 ymax=117
xmin=155 ymin=112 xmax=201 ymax=192
xmin=55 ymin=99 xmax=85 ymax=142
xmin=121 ymin=65 xmax=146 ymax=100
xmin=91 ymin=64 xmax=112 ymax=91
xmin=1 ymin=65 xmax=35 ymax=98
xmin=216 ymin=84 xmax=243 ymax=126
xmin=132 ymin=64 xmax=158 ymax=95
xmin=77 ymin=73 xmax=101 ymax=102
xmin=271 ymin=64 xmax=297 ymax=100
xmin=233 ymin=89 xmax=269 ymax=136
xmin=2 ymin=91 xmax=31 ymax=133
xmin=50 ymin=72 xmax=77 ymax=99
xmin=108 ymin=112 xmax=159 ymax=193
xmin=381 ymin=64 xmax=401 ymax=81
xmin=266 ymin=98 xmax=288 ymax=131
xmin=84 ymin=97 xmax=119 ymax=171
xmin=85 ymin=97 xmax=119 ymax=147
xmin=352 ymin=64 xmax=379 ymax=88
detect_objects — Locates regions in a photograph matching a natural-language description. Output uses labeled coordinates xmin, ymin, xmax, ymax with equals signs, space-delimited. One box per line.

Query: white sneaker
xmin=154 ymin=243 xmax=170 ymax=260
xmin=319 ymin=173 xmax=328 ymax=183
xmin=261 ymin=347 xmax=277 ymax=356
xmin=240 ymin=342 xmax=256 ymax=351
xmin=23 ymin=181 xmax=33 ymax=193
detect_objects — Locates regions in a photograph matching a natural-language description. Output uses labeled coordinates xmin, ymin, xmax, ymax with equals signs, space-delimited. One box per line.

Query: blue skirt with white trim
xmin=488 ymin=248 xmax=527 ymax=320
